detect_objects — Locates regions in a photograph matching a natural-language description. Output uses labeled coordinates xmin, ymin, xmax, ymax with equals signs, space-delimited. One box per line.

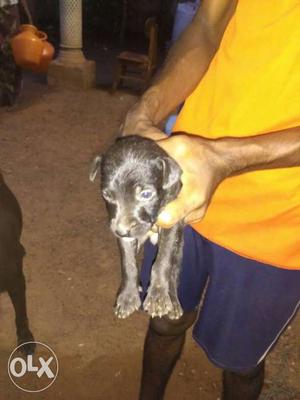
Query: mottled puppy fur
xmin=91 ymin=136 xmax=184 ymax=319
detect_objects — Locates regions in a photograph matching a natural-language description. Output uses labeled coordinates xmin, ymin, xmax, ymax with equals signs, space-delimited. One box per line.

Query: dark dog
xmin=90 ymin=135 xmax=184 ymax=320
xmin=0 ymin=174 xmax=35 ymax=354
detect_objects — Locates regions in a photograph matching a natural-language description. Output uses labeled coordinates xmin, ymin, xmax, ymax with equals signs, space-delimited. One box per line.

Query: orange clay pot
xmin=11 ymin=24 xmax=44 ymax=69
xmin=34 ymin=31 xmax=55 ymax=72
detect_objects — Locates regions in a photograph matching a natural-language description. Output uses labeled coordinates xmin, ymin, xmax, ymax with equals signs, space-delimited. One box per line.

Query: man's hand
xmin=121 ymin=92 xmax=167 ymax=141
xmin=153 ymin=128 xmax=300 ymax=228
xmin=121 ymin=1 xmax=238 ymax=140
xmin=155 ymin=134 xmax=230 ymax=227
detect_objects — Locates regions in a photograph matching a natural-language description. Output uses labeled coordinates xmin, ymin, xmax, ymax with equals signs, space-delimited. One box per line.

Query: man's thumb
xmin=157 ymin=198 xmax=189 ymax=228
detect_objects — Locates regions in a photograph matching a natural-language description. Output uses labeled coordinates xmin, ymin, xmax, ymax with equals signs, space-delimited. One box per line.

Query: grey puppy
xmin=90 ymin=135 xmax=184 ymax=320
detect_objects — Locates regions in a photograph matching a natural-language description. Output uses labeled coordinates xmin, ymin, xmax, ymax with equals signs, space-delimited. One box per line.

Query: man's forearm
xmin=216 ymin=127 xmax=300 ymax=176
xmin=143 ymin=25 xmax=217 ymax=125
xmin=153 ymin=128 xmax=300 ymax=226
xmin=125 ymin=0 xmax=238 ymax=131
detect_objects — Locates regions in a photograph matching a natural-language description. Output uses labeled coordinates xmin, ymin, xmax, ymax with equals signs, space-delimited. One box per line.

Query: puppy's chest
xmin=146 ymin=227 xmax=160 ymax=246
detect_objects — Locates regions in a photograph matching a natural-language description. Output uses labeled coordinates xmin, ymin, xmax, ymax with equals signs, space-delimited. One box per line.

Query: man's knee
xmin=149 ymin=309 xmax=198 ymax=336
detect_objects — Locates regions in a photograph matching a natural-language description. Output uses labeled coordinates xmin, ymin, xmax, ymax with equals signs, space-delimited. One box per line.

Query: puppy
xmin=90 ymin=135 xmax=184 ymax=319
xmin=0 ymin=173 xmax=35 ymax=354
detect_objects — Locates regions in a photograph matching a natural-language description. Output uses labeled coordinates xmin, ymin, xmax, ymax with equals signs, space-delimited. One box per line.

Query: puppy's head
xmin=90 ymin=136 xmax=182 ymax=240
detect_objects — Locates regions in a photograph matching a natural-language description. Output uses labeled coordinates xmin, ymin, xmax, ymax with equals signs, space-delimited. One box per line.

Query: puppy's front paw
xmin=167 ymin=300 xmax=183 ymax=320
xmin=143 ymin=285 xmax=174 ymax=318
xmin=114 ymin=288 xmax=141 ymax=319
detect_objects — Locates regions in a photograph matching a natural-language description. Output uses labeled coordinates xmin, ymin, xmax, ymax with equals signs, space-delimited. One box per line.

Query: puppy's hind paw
xmin=114 ymin=289 xmax=141 ymax=319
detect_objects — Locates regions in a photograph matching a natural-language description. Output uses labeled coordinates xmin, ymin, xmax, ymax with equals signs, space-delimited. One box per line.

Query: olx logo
xmin=8 ymin=342 xmax=58 ymax=392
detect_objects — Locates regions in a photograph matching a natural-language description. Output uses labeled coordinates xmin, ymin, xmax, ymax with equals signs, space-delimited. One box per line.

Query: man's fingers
xmin=157 ymin=175 xmax=207 ymax=227
xmin=157 ymin=203 xmax=182 ymax=228
xmin=157 ymin=201 xmax=206 ymax=228
xmin=122 ymin=123 xmax=165 ymax=141
xmin=157 ymin=191 xmax=197 ymax=228
xmin=139 ymin=130 xmax=167 ymax=141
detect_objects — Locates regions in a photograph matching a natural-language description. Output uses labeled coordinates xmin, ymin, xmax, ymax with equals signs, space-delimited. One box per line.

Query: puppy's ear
xmin=89 ymin=155 xmax=102 ymax=182
xmin=158 ymin=157 xmax=182 ymax=190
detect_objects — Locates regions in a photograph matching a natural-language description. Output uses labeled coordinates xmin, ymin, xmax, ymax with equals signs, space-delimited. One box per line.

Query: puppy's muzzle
xmin=115 ymin=223 xmax=137 ymax=238
xmin=111 ymin=217 xmax=151 ymax=239
xmin=112 ymin=219 xmax=138 ymax=238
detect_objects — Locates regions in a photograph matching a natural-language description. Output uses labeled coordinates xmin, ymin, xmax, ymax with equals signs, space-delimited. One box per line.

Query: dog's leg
xmin=7 ymin=267 xmax=35 ymax=355
xmin=167 ymin=232 xmax=184 ymax=320
xmin=115 ymin=238 xmax=142 ymax=318
xmin=143 ymin=222 xmax=184 ymax=319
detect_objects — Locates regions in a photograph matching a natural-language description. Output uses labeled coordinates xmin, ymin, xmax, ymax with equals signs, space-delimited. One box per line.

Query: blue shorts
xmin=140 ymin=226 xmax=300 ymax=372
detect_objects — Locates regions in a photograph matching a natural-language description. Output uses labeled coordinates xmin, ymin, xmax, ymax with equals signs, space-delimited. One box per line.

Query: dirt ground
xmin=0 ymin=76 xmax=299 ymax=400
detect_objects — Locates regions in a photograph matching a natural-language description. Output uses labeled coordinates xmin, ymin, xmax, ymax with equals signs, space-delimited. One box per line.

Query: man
xmin=0 ymin=0 xmax=32 ymax=106
xmin=122 ymin=0 xmax=300 ymax=399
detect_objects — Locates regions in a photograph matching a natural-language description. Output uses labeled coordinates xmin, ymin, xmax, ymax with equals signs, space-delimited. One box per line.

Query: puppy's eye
xmin=139 ymin=190 xmax=154 ymax=200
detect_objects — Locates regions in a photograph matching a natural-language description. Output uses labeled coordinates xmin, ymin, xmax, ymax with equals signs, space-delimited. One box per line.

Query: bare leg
xmin=222 ymin=361 xmax=265 ymax=400
xmin=139 ymin=310 xmax=197 ymax=400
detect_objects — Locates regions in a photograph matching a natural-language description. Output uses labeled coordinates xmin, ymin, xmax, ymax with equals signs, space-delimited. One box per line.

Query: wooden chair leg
xmin=112 ymin=61 xmax=123 ymax=93
xmin=120 ymin=64 xmax=127 ymax=88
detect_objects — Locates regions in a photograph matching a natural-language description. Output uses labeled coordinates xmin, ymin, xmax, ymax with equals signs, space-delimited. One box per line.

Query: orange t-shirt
xmin=173 ymin=0 xmax=300 ymax=269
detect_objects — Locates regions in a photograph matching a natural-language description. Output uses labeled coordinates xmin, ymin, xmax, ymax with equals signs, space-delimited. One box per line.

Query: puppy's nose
xmin=115 ymin=228 xmax=130 ymax=238
xmin=115 ymin=221 xmax=137 ymax=238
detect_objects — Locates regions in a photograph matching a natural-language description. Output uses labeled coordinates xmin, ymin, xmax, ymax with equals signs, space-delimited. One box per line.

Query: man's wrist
xmin=139 ymin=87 xmax=161 ymax=125
xmin=213 ymin=137 xmax=263 ymax=176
